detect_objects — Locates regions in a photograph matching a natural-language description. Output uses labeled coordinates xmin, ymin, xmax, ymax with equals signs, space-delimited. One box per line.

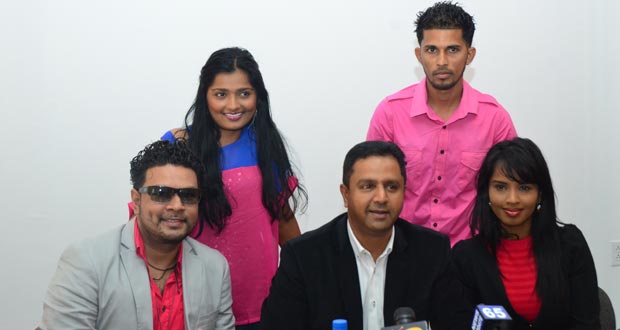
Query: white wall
xmin=1 ymin=0 xmax=618 ymax=327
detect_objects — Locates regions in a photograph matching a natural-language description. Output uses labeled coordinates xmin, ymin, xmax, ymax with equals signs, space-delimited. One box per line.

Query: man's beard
xmin=426 ymin=67 xmax=466 ymax=91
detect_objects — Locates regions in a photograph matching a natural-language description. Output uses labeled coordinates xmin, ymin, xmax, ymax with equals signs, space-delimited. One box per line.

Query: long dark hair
xmin=184 ymin=47 xmax=307 ymax=233
xmin=471 ymin=137 xmax=568 ymax=305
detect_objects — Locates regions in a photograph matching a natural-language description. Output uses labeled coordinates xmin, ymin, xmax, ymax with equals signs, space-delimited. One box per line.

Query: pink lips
xmin=503 ymin=209 xmax=522 ymax=217
xmin=224 ymin=112 xmax=244 ymax=121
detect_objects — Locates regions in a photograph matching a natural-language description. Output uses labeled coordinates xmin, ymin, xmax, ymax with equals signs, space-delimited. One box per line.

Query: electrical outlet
xmin=612 ymin=241 xmax=620 ymax=267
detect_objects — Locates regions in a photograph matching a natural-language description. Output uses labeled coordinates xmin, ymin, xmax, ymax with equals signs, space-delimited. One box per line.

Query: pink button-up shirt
xmin=367 ymin=78 xmax=516 ymax=245
xmin=134 ymin=220 xmax=185 ymax=330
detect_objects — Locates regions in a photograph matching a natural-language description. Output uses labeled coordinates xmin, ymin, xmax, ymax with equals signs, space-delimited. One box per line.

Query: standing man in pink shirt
xmin=367 ymin=1 xmax=517 ymax=245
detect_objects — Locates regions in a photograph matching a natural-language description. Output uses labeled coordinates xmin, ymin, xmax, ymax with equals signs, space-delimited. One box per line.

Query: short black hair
xmin=342 ymin=141 xmax=407 ymax=187
xmin=415 ymin=1 xmax=475 ymax=47
xmin=130 ymin=140 xmax=205 ymax=192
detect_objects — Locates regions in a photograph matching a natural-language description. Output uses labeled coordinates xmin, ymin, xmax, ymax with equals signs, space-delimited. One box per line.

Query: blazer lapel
xmin=181 ymin=239 xmax=203 ymax=330
xmin=480 ymin=241 xmax=550 ymax=326
xmin=476 ymin=241 xmax=520 ymax=320
xmin=334 ymin=214 xmax=364 ymax=330
xmin=119 ymin=219 xmax=154 ymax=330
xmin=384 ymin=225 xmax=409 ymax=324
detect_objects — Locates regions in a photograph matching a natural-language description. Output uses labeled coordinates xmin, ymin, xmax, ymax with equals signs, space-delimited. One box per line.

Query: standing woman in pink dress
xmin=452 ymin=137 xmax=599 ymax=329
xmin=162 ymin=47 xmax=307 ymax=329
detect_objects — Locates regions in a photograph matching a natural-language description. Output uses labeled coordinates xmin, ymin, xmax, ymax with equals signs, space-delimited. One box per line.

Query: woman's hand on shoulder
xmin=170 ymin=128 xmax=189 ymax=141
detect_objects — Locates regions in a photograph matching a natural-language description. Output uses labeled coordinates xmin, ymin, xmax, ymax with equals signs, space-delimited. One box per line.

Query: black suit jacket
xmin=261 ymin=213 xmax=470 ymax=330
xmin=452 ymin=224 xmax=600 ymax=330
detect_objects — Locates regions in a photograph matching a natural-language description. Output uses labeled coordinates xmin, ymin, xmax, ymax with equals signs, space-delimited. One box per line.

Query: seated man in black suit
xmin=261 ymin=141 xmax=469 ymax=330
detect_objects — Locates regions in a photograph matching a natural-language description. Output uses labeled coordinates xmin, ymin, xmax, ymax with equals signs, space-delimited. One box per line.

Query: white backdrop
xmin=1 ymin=0 xmax=618 ymax=328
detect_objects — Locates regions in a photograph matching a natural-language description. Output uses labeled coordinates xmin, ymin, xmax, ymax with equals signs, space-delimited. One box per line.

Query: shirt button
xmin=162 ymin=306 xmax=166 ymax=312
xmin=433 ymin=198 xmax=439 ymax=203
xmin=433 ymin=223 xmax=438 ymax=228
xmin=439 ymin=149 xmax=445 ymax=155
xmin=442 ymin=125 xmax=447 ymax=129
xmin=437 ymin=176 xmax=442 ymax=181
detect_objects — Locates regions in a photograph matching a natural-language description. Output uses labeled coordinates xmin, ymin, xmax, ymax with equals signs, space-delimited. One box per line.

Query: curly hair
xmin=415 ymin=1 xmax=475 ymax=47
xmin=130 ymin=140 xmax=206 ymax=193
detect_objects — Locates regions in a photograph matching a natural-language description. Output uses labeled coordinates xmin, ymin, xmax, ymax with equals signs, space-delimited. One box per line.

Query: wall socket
xmin=612 ymin=241 xmax=620 ymax=267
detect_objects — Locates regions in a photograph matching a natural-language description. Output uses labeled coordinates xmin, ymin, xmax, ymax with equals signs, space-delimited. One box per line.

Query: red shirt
xmin=134 ymin=220 xmax=185 ymax=330
xmin=497 ymin=237 xmax=541 ymax=322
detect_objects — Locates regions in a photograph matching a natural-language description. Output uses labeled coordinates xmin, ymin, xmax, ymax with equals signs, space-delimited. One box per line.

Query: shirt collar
xmin=134 ymin=219 xmax=183 ymax=266
xmin=346 ymin=218 xmax=395 ymax=260
xmin=410 ymin=77 xmax=478 ymax=121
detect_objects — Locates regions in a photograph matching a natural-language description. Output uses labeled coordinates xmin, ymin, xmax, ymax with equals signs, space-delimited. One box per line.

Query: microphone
xmin=394 ymin=307 xmax=415 ymax=324
xmin=381 ymin=307 xmax=429 ymax=330
xmin=471 ymin=304 xmax=512 ymax=330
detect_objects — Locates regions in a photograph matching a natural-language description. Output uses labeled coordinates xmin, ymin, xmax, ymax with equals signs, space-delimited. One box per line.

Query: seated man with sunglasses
xmin=37 ymin=140 xmax=235 ymax=330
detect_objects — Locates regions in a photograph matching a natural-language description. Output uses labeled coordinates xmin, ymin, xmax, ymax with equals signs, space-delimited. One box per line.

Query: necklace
xmin=148 ymin=261 xmax=176 ymax=281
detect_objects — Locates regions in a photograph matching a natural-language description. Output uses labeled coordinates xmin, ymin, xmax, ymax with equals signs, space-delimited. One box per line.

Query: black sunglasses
xmin=138 ymin=186 xmax=201 ymax=205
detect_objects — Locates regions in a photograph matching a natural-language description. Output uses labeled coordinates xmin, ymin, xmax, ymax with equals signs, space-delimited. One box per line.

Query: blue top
xmin=161 ymin=126 xmax=258 ymax=170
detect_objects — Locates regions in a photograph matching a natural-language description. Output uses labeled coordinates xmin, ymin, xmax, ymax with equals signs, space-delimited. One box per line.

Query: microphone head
xmin=393 ymin=307 xmax=416 ymax=325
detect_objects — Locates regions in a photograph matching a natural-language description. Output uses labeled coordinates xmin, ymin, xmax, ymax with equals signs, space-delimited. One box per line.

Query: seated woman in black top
xmin=452 ymin=137 xmax=600 ymax=329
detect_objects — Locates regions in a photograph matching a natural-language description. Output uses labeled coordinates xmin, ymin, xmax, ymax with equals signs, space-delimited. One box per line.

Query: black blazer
xmin=261 ymin=213 xmax=470 ymax=330
xmin=452 ymin=224 xmax=600 ymax=330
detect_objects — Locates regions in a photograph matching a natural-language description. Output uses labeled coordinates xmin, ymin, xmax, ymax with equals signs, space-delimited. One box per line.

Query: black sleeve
xmin=564 ymin=225 xmax=600 ymax=330
xmin=429 ymin=237 xmax=472 ymax=330
xmin=451 ymin=240 xmax=483 ymax=311
xmin=260 ymin=242 xmax=308 ymax=330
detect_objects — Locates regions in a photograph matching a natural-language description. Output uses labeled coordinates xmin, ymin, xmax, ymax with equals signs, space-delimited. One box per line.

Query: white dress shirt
xmin=347 ymin=220 xmax=395 ymax=330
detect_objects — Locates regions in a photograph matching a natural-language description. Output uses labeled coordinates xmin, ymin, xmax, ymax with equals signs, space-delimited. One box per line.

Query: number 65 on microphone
xmin=471 ymin=304 xmax=512 ymax=330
